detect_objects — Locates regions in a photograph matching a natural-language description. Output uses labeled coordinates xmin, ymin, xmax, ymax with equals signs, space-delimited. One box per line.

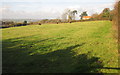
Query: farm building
xmin=82 ymin=16 xmax=91 ymax=20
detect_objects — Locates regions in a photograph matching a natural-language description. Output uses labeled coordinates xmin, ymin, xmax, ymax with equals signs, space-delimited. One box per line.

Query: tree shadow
xmin=98 ymin=67 xmax=120 ymax=70
xmin=2 ymin=37 xmax=104 ymax=73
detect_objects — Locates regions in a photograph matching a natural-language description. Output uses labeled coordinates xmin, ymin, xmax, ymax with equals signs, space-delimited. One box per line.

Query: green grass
xmin=2 ymin=21 xmax=118 ymax=73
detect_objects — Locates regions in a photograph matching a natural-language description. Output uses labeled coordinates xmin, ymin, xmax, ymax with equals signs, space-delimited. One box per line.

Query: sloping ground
xmin=2 ymin=21 xmax=118 ymax=73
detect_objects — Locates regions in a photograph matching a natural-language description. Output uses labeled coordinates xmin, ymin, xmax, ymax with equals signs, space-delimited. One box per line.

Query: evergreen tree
xmin=80 ymin=11 xmax=88 ymax=20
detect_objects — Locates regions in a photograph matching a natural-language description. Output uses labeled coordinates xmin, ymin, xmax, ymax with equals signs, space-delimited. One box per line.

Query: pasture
xmin=2 ymin=21 xmax=118 ymax=73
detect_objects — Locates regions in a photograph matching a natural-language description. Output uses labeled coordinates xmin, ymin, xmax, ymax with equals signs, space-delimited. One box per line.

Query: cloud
xmin=0 ymin=5 xmax=63 ymax=19
xmin=1 ymin=0 xmax=115 ymax=19
xmin=2 ymin=0 xmax=115 ymax=2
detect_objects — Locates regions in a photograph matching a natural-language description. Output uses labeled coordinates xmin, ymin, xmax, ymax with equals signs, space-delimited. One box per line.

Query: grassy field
xmin=2 ymin=21 xmax=118 ymax=73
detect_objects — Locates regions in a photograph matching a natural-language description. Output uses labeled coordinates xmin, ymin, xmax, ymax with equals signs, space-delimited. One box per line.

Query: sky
xmin=0 ymin=0 xmax=116 ymax=19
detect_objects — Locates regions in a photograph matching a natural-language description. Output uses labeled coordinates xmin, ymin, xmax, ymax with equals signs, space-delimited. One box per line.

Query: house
xmin=82 ymin=16 xmax=91 ymax=20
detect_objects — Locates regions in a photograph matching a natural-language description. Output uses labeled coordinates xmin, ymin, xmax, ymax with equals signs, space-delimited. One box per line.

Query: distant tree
xmin=61 ymin=9 xmax=70 ymax=20
xmin=61 ymin=9 xmax=78 ymax=22
xmin=98 ymin=8 xmax=112 ymax=20
xmin=61 ymin=13 xmax=68 ymax=20
xmin=23 ymin=20 xmax=27 ymax=25
xmin=1 ymin=21 xmax=15 ymax=28
xmin=24 ymin=20 xmax=27 ymax=24
xmin=101 ymin=8 xmax=110 ymax=18
xmin=80 ymin=11 xmax=88 ymax=20
xmin=65 ymin=9 xmax=72 ymax=21
xmin=72 ymin=10 xmax=77 ymax=20
xmin=91 ymin=13 xmax=99 ymax=20
xmin=91 ymin=13 xmax=98 ymax=18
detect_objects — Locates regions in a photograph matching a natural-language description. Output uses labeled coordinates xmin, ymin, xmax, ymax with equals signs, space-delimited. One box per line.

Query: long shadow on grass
xmin=3 ymin=37 xmax=104 ymax=73
xmin=2 ymin=35 xmax=66 ymax=50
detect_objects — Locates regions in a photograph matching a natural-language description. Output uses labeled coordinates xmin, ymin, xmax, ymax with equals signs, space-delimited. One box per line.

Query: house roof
xmin=83 ymin=16 xmax=91 ymax=18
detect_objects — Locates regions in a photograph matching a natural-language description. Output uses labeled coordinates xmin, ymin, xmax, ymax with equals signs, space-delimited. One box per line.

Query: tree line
xmin=1 ymin=20 xmax=28 ymax=28
xmin=91 ymin=8 xmax=113 ymax=21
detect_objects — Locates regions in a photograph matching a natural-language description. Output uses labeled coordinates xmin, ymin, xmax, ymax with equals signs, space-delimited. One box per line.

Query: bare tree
xmin=61 ymin=9 xmax=77 ymax=22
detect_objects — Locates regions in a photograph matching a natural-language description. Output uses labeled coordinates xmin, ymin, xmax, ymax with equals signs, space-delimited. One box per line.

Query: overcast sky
xmin=0 ymin=0 xmax=115 ymax=19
